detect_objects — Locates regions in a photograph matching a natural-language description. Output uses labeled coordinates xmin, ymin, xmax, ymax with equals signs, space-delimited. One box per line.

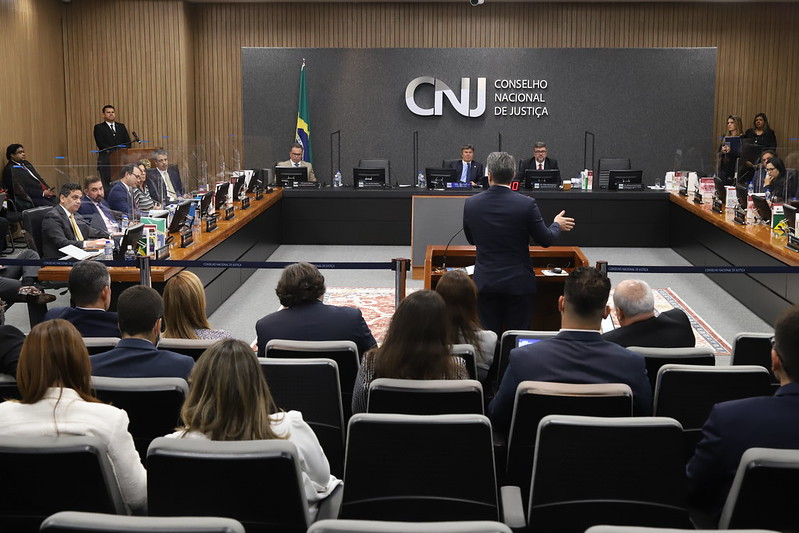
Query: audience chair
xmin=0 ymin=435 xmax=127 ymax=532
xmin=265 ymin=339 xmax=359 ymax=420
xmin=147 ymin=437 xmax=341 ymax=533
xmin=731 ymin=333 xmax=778 ymax=383
xmin=91 ymin=376 xmax=188 ymax=459
xmin=718 ymin=447 xmax=799 ymax=531
xmin=341 ymin=413 xmax=498 ymax=521
xmin=367 ymin=378 xmax=484 ymax=415
xmin=452 ymin=343 xmax=478 ymax=380
xmin=505 ymin=381 xmax=633 ymax=504
xmin=500 ymin=415 xmax=690 ymax=532
xmin=157 ymin=338 xmax=219 ymax=361
xmin=259 ymin=357 xmax=345 ymax=477
xmin=441 ymin=159 xmax=461 ymax=168
xmin=627 ymin=346 xmax=715 ymax=391
xmin=0 ymin=373 xmax=20 ymax=402
xmin=653 ymin=364 xmax=773 ymax=463
xmin=494 ymin=330 xmax=558 ymax=394
xmin=309 ymin=519 xmax=512 ymax=533
xmin=39 ymin=511 xmax=245 ymax=532
xmin=83 ymin=337 xmax=121 ymax=356
xmin=586 ymin=527 xmax=777 ymax=533
xmin=21 ymin=206 xmax=51 ymax=256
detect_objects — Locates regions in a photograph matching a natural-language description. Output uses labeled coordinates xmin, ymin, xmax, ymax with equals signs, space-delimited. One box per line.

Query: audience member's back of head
xmin=435 ymin=269 xmax=482 ymax=341
xmin=613 ymin=279 xmax=654 ymax=319
xmin=17 ymin=319 xmax=97 ymax=404
xmin=774 ymin=305 xmax=799 ymax=383
xmin=486 ymin=151 xmax=516 ymax=185
xmin=180 ymin=338 xmax=281 ymax=440
xmin=275 ymin=262 xmax=325 ymax=308
xmin=117 ymin=285 xmax=163 ymax=337
xmin=163 ymin=271 xmax=211 ymax=339
xmin=69 ymin=260 xmax=111 ymax=308
xmin=563 ymin=267 xmax=611 ymax=321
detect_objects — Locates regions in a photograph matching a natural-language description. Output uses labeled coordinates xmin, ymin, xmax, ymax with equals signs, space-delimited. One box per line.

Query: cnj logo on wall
xmin=405 ymin=77 xmax=486 ymax=118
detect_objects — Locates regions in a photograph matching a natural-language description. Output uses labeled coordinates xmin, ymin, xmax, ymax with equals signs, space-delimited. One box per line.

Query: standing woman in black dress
xmin=717 ymin=115 xmax=743 ymax=184
xmin=744 ymin=113 xmax=778 ymax=150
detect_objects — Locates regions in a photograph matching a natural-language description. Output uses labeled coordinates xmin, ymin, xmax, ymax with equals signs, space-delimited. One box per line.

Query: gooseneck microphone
xmin=441 ymin=227 xmax=465 ymax=271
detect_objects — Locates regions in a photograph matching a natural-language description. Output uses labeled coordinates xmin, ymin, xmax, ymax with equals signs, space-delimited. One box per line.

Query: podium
xmin=424 ymin=245 xmax=589 ymax=330
xmin=109 ymin=148 xmax=153 ymax=181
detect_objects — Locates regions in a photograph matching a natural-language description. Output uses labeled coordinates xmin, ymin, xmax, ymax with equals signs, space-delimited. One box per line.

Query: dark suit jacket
xmin=2 ymin=160 xmax=54 ymax=210
xmin=78 ymin=196 xmax=120 ymax=233
xmin=41 ymin=206 xmax=109 ymax=259
xmin=686 ymin=383 xmax=799 ymax=519
xmin=106 ymin=182 xmax=134 ymax=215
xmin=44 ymin=307 xmax=121 ymax=338
xmin=0 ymin=324 xmax=25 ymax=376
xmin=488 ymin=330 xmax=653 ymax=432
xmin=255 ymin=300 xmax=377 ymax=358
xmin=519 ymin=156 xmax=559 ymax=173
xmin=603 ymin=309 xmax=695 ymax=348
xmin=447 ymin=160 xmax=486 ymax=188
xmin=93 ymin=121 xmax=131 ymax=153
xmin=90 ymin=337 xmax=194 ymax=379
xmin=146 ymin=166 xmax=184 ymax=204
xmin=463 ymin=185 xmax=560 ymax=296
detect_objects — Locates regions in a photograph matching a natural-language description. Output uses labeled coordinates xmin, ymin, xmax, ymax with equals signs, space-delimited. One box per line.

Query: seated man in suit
xmin=687 ymin=304 xmax=799 ymax=523
xmin=41 ymin=182 xmax=109 ymax=259
xmin=519 ymin=141 xmax=559 ymax=174
xmin=276 ymin=143 xmax=316 ymax=182
xmin=489 ymin=267 xmax=652 ymax=433
xmin=44 ymin=260 xmax=120 ymax=337
xmin=78 ymin=175 xmax=121 ymax=234
xmin=91 ymin=285 xmax=194 ymax=379
xmin=447 ymin=144 xmax=486 ymax=188
xmin=146 ymin=148 xmax=184 ymax=205
xmin=107 ymin=163 xmax=144 ymax=217
xmin=2 ymin=144 xmax=56 ymax=210
xmin=603 ymin=279 xmax=695 ymax=348
xmin=256 ymin=262 xmax=376 ymax=358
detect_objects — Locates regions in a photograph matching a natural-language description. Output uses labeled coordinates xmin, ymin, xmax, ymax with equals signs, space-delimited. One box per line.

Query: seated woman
xmin=717 ymin=115 xmax=743 ymax=185
xmin=163 ymin=271 xmax=232 ymax=340
xmin=167 ymin=338 xmax=340 ymax=514
xmin=132 ymin=161 xmax=159 ymax=212
xmin=351 ymin=290 xmax=469 ymax=414
xmin=764 ymin=156 xmax=797 ymax=203
xmin=435 ymin=270 xmax=496 ymax=383
xmin=0 ymin=319 xmax=146 ymax=512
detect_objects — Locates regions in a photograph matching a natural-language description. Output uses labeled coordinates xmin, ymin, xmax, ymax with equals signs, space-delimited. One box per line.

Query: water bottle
xmin=168 ymin=204 xmax=177 ymax=226
xmin=124 ymin=244 xmax=135 ymax=261
xmin=333 ymin=171 xmax=342 ymax=188
xmin=417 ymin=171 xmax=426 ymax=189
xmin=746 ymin=180 xmax=755 ymax=222
xmin=121 ymin=214 xmax=129 ymax=230
xmin=103 ymin=240 xmax=113 ymax=261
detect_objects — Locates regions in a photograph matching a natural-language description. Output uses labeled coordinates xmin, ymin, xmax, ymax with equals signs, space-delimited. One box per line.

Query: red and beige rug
xmin=324 ymin=286 xmax=732 ymax=355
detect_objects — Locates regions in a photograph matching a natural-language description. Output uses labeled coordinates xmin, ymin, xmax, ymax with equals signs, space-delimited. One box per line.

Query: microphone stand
xmin=413 ymin=131 xmax=419 ymax=186
xmin=441 ymin=227 xmax=464 ymax=271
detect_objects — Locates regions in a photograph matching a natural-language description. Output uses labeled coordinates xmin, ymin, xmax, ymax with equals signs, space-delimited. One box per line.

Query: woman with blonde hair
xmin=167 ymin=338 xmax=340 ymax=512
xmin=0 ymin=319 xmax=146 ymax=512
xmin=162 ymin=271 xmax=231 ymax=340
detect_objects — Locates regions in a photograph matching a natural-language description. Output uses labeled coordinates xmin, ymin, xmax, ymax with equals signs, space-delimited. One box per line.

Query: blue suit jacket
xmin=488 ymin=330 xmax=653 ymax=431
xmin=78 ymin=196 xmax=120 ymax=233
xmin=448 ymin=160 xmax=486 ymax=188
xmin=686 ymin=383 xmax=799 ymax=518
xmin=463 ymin=185 xmax=560 ymax=296
xmin=44 ymin=307 xmax=121 ymax=338
xmin=106 ymin=182 xmax=133 ymax=215
xmin=90 ymin=338 xmax=194 ymax=379
xmin=255 ymin=300 xmax=377 ymax=358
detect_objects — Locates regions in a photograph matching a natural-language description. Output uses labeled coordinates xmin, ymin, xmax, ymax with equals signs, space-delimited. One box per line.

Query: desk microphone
xmin=440 ymin=227 xmax=464 ymax=271
xmin=132 ymin=131 xmax=141 ymax=144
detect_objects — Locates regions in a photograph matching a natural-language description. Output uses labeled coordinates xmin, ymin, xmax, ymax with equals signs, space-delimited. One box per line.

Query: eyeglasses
xmin=766 ymin=167 xmax=777 ymax=172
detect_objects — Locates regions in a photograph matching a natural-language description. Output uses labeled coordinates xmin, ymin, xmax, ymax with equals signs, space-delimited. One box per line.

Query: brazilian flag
xmin=295 ymin=61 xmax=312 ymax=163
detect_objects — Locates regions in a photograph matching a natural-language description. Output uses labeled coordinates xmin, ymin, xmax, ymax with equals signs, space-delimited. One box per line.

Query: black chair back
xmin=21 ymin=205 xmax=51 ymax=255
xmin=367 ymin=378 xmax=484 ymax=415
xmin=732 ymin=333 xmax=778 ymax=383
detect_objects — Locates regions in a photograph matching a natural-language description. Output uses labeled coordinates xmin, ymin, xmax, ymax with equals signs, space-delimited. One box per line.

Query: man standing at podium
xmin=277 ymin=143 xmax=316 ymax=182
xmin=463 ymin=151 xmax=574 ymax=336
xmin=93 ymin=105 xmax=131 ymax=191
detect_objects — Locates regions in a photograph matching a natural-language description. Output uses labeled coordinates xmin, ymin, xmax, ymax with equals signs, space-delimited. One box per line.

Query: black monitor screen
xmin=248 ymin=169 xmax=266 ymax=192
xmin=198 ymin=191 xmax=213 ymax=217
xmin=425 ymin=167 xmax=459 ymax=189
xmin=231 ymin=178 xmax=245 ymax=200
xmin=783 ymin=203 xmax=797 ymax=231
xmin=714 ymin=176 xmax=727 ymax=204
xmin=736 ymin=184 xmax=749 ymax=208
xmin=608 ymin=170 xmax=643 ymax=191
xmin=168 ymin=200 xmax=193 ymax=233
xmin=116 ymin=223 xmax=144 ymax=259
xmin=275 ymin=166 xmax=308 ymax=186
xmin=353 ymin=167 xmax=387 ymax=188
xmin=214 ymin=183 xmax=228 ymax=212
xmin=522 ymin=169 xmax=561 ymax=190
xmin=751 ymin=195 xmax=771 ymax=221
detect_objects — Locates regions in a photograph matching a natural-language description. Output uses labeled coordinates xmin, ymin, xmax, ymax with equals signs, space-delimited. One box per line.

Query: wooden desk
xmin=424 ymin=245 xmax=589 ymax=330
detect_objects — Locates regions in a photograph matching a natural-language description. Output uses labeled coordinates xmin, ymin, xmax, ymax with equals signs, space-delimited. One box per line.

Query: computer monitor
xmin=522 ymin=169 xmax=561 ymax=190
xmin=275 ymin=166 xmax=308 ymax=186
xmin=736 ymin=184 xmax=749 ymax=208
xmin=607 ymin=169 xmax=643 ymax=191
xmin=114 ymin=223 xmax=144 ymax=259
xmin=783 ymin=203 xmax=797 ymax=232
xmin=231 ymin=178 xmax=245 ymax=201
xmin=198 ymin=191 xmax=213 ymax=217
xmin=713 ymin=176 xmax=727 ymax=204
xmin=168 ymin=200 xmax=193 ymax=233
xmin=353 ymin=167 xmax=387 ymax=188
xmin=248 ymin=169 xmax=268 ymax=192
xmin=425 ymin=167 xmax=459 ymax=189
xmin=214 ymin=183 xmax=228 ymax=211
xmin=751 ymin=194 xmax=771 ymax=222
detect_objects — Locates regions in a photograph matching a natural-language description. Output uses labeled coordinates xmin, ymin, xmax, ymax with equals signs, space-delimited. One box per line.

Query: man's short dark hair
xmin=534 ymin=141 xmax=547 ymax=149
xmin=275 ymin=262 xmax=326 ymax=307
xmin=119 ymin=163 xmax=136 ymax=180
xmin=69 ymin=261 xmax=110 ymax=307
xmin=117 ymin=286 xmax=164 ymax=336
xmin=291 ymin=143 xmax=304 ymax=152
xmin=563 ymin=266 xmax=611 ymax=319
xmin=461 ymin=144 xmax=474 ymax=152
xmin=102 ymin=105 xmax=115 ymax=113
xmin=486 ymin=152 xmax=516 ymax=184
xmin=59 ymin=182 xmax=81 ymax=198
xmin=5 ymin=144 xmax=22 ymax=161
xmin=83 ymin=175 xmax=102 ymax=190
xmin=774 ymin=305 xmax=799 ymax=382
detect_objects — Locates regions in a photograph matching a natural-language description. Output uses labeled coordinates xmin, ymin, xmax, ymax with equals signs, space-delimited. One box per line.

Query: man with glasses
xmin=146 ymin=149 xmax=184 ymax=205
xmin=519 ymin=141 xmax=559 ymax=174
xmin=107 ymin=163 xmax=144 ymax=218
xmin=277 ymin=143 xmax=316 ymax=182
xmin=687 ymin=305 xmax=799 ymax=522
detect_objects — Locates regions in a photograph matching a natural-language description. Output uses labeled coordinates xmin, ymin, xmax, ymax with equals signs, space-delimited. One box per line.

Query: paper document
xmin=58 ymin=245 xmax=102 ymax=261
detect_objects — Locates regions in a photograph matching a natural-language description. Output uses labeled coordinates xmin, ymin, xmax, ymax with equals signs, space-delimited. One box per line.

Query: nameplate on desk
xmin=224 ymin=206 xmax=235 ymax=220
xmin=255 ymin=188 xmax=264 ymax=201
xmin=357 ymin=181 xmax=387 ymax=189
xmin=616 ymin=183 xmax=644 ymax=191
xmin=290 ymin=181 xmax=319 ymax=189
xmin=155 ymin=245 xmax=170 ymax=261
xmin=734 ymin=206 xmax=747 ymax=225
xmin=180 ymin=229 xmax=194 ymax=248
xmin=532 ymin=183 xmax=560 ymax=190
xmin=205 ymin=214 xmax=218 ymax=233
xmin=787 ymin=235 xmax=799 ymax=252
xmin=445 ymin=182 xmax=472 ymax=189
xmin=693 ymin=190 xmax=703 ymax=204
xmin=679 ymin=186 xmax=688 ymax=197
xmin=240 ymin=197 xmax=250 ymax=210
xmin=712 ymin=197 xmax=724 ymax=214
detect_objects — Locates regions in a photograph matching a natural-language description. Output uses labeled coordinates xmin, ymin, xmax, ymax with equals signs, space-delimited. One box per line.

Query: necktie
xmin=538 ymin=163 xmax=543 ymax=170
xmin=110 ymin=123 xmax=115 ymax=134
xmin=69 ymin=213 xmax=84 ymax=241
xmin=462 ymin=163 xmax=469 ymax=183
xmin=294 ymin=162 xmax=300 ymax=167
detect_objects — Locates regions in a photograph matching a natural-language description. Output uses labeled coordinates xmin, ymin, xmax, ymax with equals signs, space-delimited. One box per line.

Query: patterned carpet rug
xmin=324 ymin=286 xmax=732 ymax=355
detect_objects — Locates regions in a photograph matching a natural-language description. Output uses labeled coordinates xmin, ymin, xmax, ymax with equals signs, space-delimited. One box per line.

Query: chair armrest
xmin=500 ymin=485 xmax=526 ymax=531
xmin=316 ymin=483 xmax=343 ymax=521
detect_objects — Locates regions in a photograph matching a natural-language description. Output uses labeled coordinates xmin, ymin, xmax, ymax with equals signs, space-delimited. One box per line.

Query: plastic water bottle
xmin=103 ymin=240 xmax=113 ymax=261
xmin=124 ymin=244 xmax=135 ymax=261
xmin=333 ymin=171 xmax=342 ymax=188
xmin=121 ymin=214 xmax=129 ymax=230
xmin=417 ymin=171 xmax=426 ymax=189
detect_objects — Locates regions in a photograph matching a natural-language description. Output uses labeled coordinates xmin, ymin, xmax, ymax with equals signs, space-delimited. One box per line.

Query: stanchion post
xmin=392 ymin=258 xmax=410 ymax=308
xmin=138 ymin=255 xmax=152 ymax=288
xmin=595 ymin=260 xmax=608 ymax=277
